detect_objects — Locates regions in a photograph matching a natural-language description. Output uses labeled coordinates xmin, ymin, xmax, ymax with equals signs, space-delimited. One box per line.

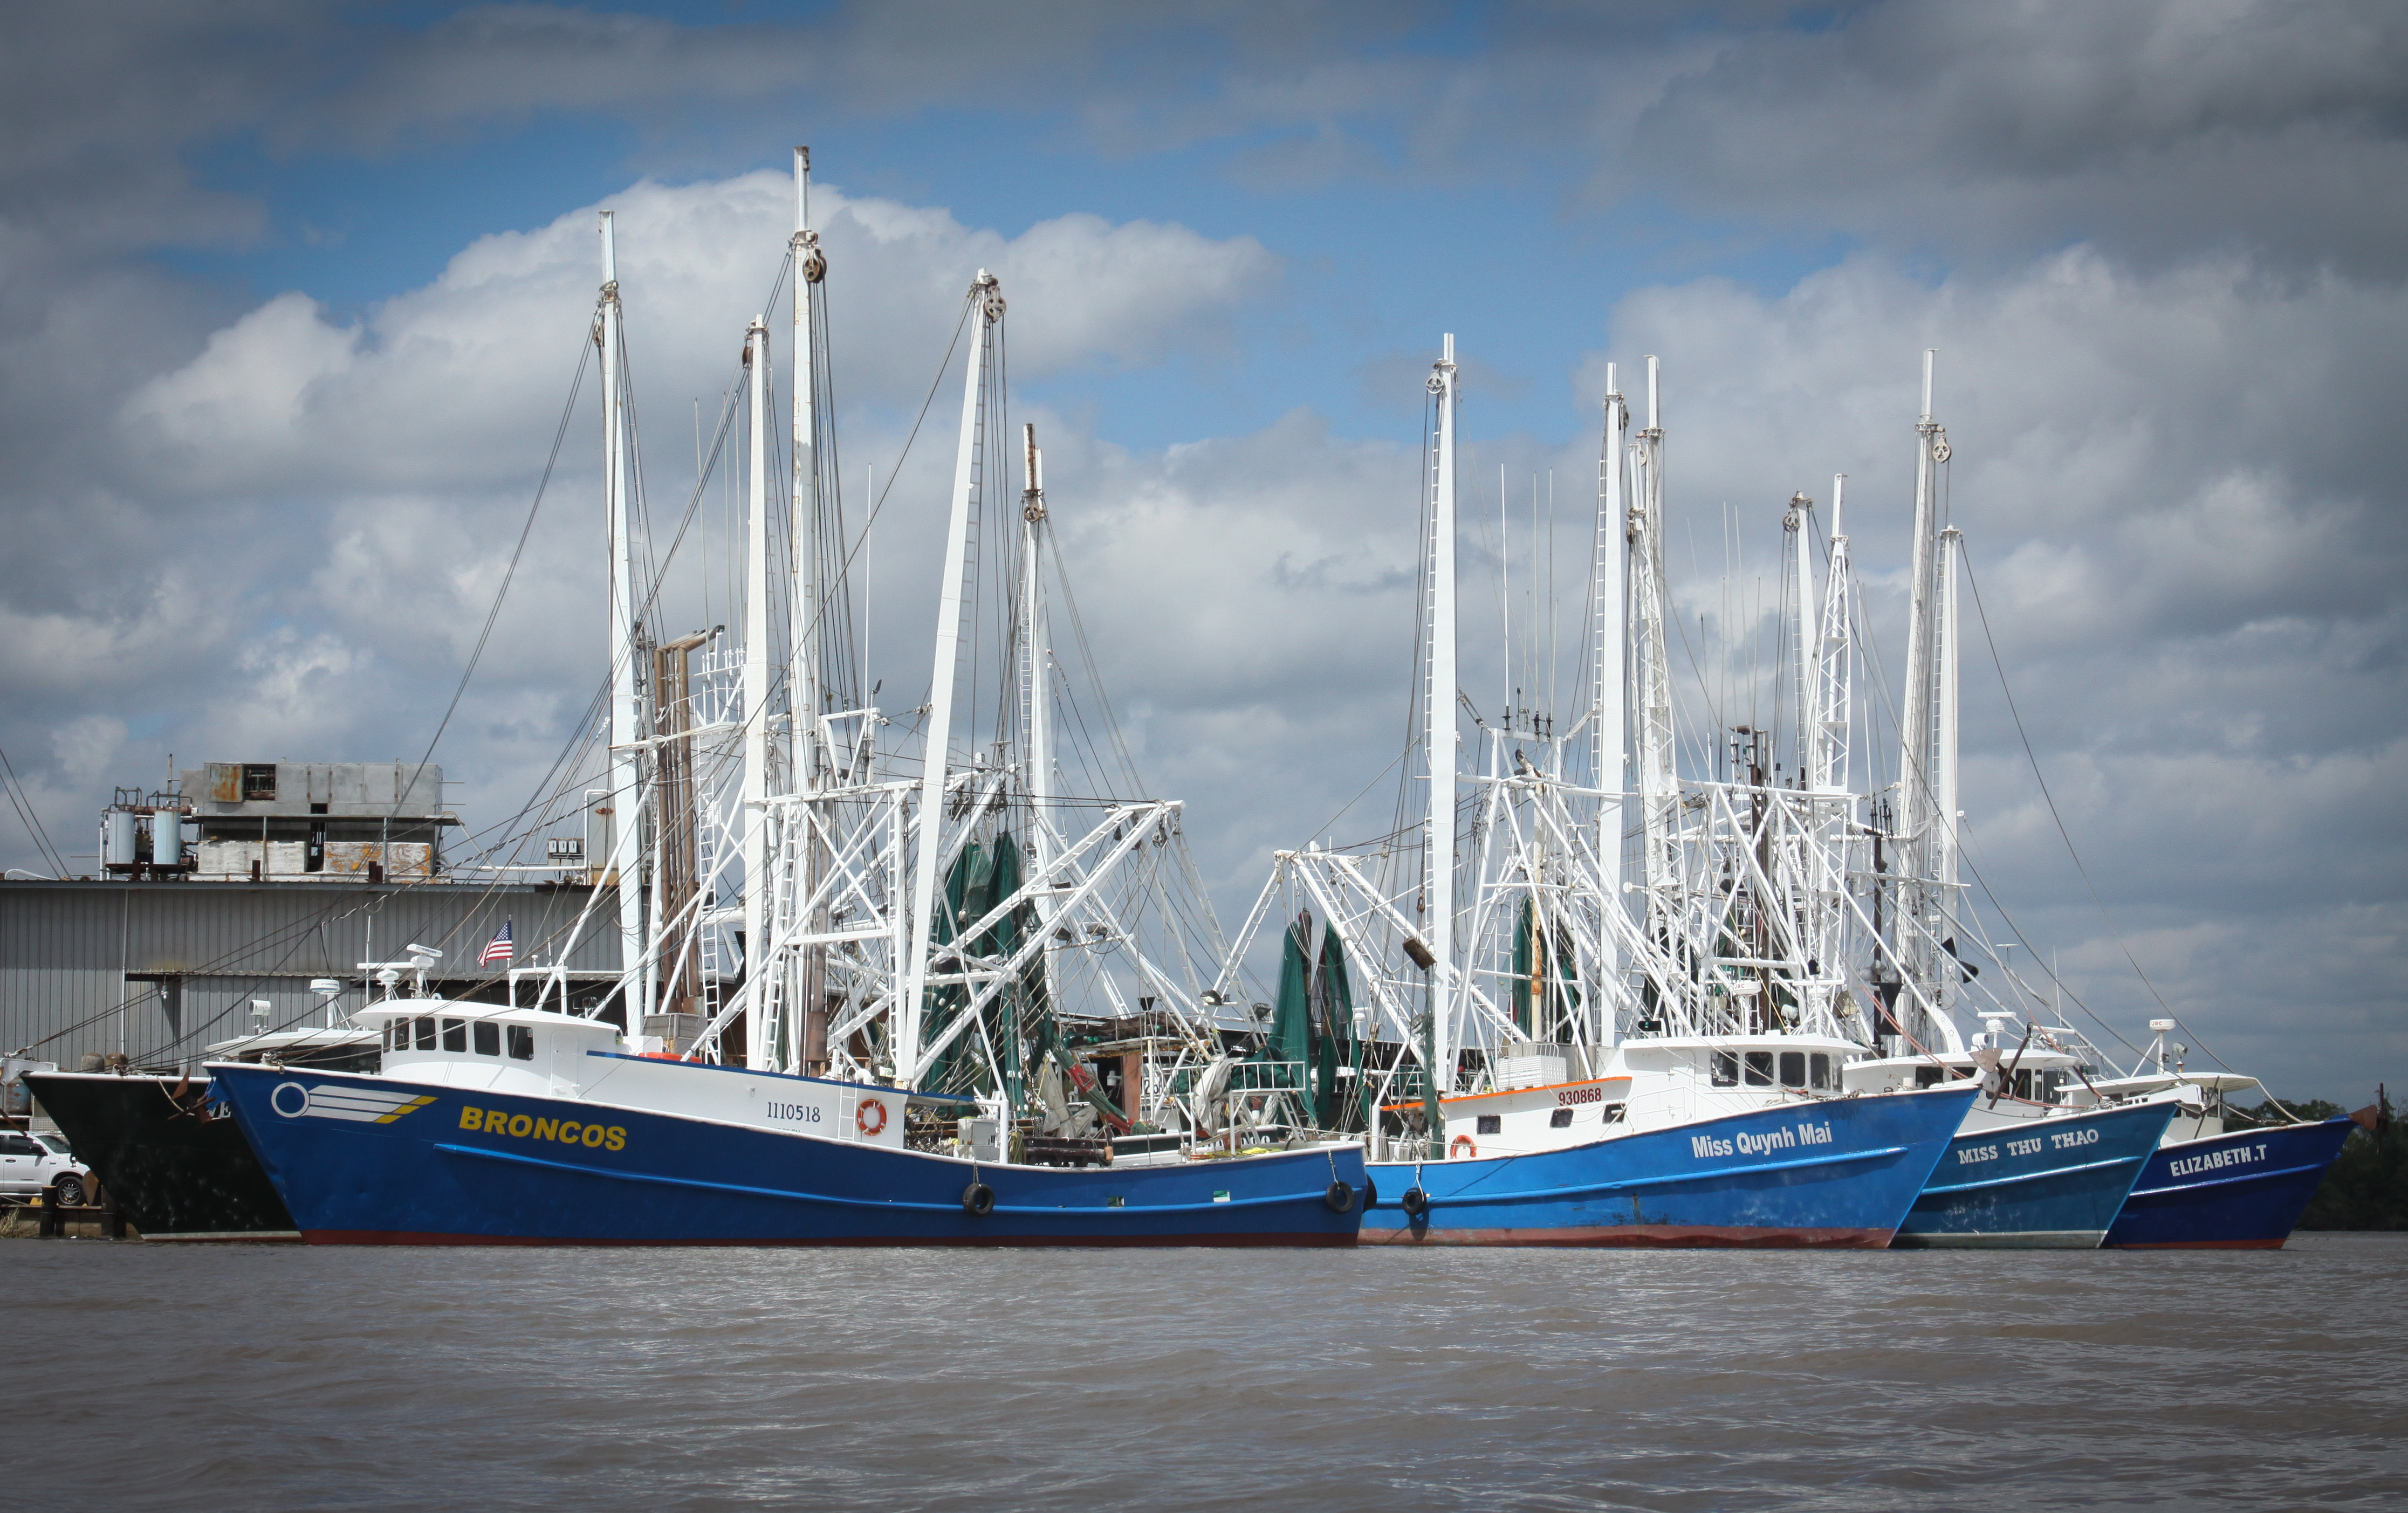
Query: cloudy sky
xmin=3 ymin=1 xmax=2401 ymax=1097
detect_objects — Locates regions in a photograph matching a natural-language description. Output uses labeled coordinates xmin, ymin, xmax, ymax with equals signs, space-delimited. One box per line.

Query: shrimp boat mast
xmin=1224 ymin=338 xmax=1972 ymax=1246
xmin=1834 ymin=356 xmax=2347 ymax=1248
xmin=207 ymin=153 xmax=1364 ymax=1245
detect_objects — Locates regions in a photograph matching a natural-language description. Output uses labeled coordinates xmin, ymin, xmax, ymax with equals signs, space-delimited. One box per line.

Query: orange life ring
xmin=856 ymin=1097 xmax=889 ymax=1137
xmin=1449 ymin=1133 xmax=1477 ymax=1159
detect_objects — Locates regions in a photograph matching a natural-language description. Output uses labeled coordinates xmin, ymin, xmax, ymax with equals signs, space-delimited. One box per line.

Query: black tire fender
xmin=961 ymin=1182 xmax=996 ymax=1216
xmin=1322 ymin=1180 xmax=1355 ymax=1214
xmin=1400 ymin=1186 xmax=1430 ymax=1218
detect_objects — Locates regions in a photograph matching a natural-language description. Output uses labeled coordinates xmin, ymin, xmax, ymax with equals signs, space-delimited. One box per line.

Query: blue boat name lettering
xmin=2048 ymin=1126 xmax=2100 ymax=1150
xmin=1691 ymin=1133 xmax=1734 ymax=1158
xmin=2007 ymin=1136 xmax=2043 ymax=1157
xmin=1957 ymin=1144 xmax=2000 ymax=1165
xmin=2167 ymin=1141 xmax=2269 ymax=1180
xmin=764 ymin=1101 xmax=824 ymax=1124
xmin=459 ymin=1106 xmax=626 ymax=1151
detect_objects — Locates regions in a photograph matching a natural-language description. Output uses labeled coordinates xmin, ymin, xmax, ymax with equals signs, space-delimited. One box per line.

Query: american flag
xmin=480 ymin=920 xmax=514 ymax=966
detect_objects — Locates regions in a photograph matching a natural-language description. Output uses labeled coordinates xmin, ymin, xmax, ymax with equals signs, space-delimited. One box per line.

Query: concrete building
xmin=100 ymin=761 xmax=463 ymax=883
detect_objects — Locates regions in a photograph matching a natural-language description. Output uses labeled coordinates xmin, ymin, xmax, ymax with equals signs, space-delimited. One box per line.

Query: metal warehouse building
xmin=1 ymin=878 xmax=625 ymax=1073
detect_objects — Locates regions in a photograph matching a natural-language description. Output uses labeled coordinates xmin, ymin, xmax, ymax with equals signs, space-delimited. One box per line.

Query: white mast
xmin=1628 ymin=356 xmax=1677 ymax=907
xmin=791 ymin=146 xmax=822 ymax=792
xmin=1810 ymin=476 xmax=1853 ymax=796
xmin=740 ymin=313 xmax=772 ymax=1068
xmin=790 ymin=145 xmax=828 ymax=1073
xmin=1589 ymin=366 xmax=1627 ymax=1002
xmin=899 ymin=271 xmax=1001 ymax=1078
xmin=1020 ymin=424 xmax=1051 ymax=859
xmin=599 ymin=210 xmax=647 ymax=1039
xmin=1786 ymin=489 xmax=1817 ymax=782
xmin=1426 ymin=334 xmax=1459 ymax=1090
xmin=1018 ymin=423 xmax=1054 ymax=1077
xmin=1896 ymin=350 xmax=1946 ymax=1005
xmin=1932 ymin=523 xmax=1963 ymax=991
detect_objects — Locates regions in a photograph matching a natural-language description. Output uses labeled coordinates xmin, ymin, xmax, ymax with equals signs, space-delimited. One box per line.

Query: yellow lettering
xmin=558 ymin=1121 xmax=581 ymax=1144
xmin=604 ymin=1126 xmax=626 ymax=1152
xmin=533 ymin=1117 xmax=558 ymax=1141
xmin=581 ymin=1124 xmax=605 ymax=1148
xmin=507 ymin=1113 xmax=532 ymax=1139
xmin=459 ymin=1106 xmax=482 ymax=1130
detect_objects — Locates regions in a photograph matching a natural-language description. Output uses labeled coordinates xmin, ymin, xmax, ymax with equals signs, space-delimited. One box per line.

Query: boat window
xmin=1744 ymin=1051 xmax=1774 ymax=1087
xmin=2037 ymin=1071 xmax=2067 ymax=1102
xmin=1779 ymin=1052 xmax=1807 ymax=1089
xmin=413 ymin=1017 xmax=437 ymax=1050
xmin=1477 ymin=1114 xmax=1502 ymax=1136
xmin=1810 ymin=1053 xmax=1832 ymax=1089
xmin=473 ymin=1021 xmax=500 ymax=1057
xmin=1711 ymin=1050 xmax=1739 ymax=1086
xmin=507 ymin=1026 xmax=535 ymax=1061
xmin=1550 ymin=1108 xmax=1574 ymax=1129
xmin=385 ymin=1020 xmax=403 ymax=1051
xmin=441 ymin=1019 xmax=467 ymax=1053
xmin=1603 ymin=1103 xmax=1626 ymax=1124
xmin=1915 ymin=1065 xmax=1946 ymax=1090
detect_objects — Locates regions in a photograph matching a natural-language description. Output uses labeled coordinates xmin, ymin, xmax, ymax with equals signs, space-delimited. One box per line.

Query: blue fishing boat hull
xmin=1361 ymin=1086 xmax=1975 ymax=1247
xmin=1891 ymin=1099 xmax=2178 ymax=1249
xmin=2102 ymin=1116 xmax=2354 ymax=1250
xmin=210 ymin=1063 xmax=1365 ymax=1247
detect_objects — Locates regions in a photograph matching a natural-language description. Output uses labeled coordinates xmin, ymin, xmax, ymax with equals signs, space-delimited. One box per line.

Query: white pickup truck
xmin=0 ymin=1129 xmax=93 ymax=1206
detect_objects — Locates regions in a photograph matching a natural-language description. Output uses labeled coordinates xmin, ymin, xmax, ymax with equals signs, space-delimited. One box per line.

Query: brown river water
xmin=10 ymin=1233 xmax=2404 ymax=1511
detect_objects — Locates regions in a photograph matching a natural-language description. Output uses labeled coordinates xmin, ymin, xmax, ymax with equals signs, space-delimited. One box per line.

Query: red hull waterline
xmin=305 ymin=1228 xmax=1357 ymax=1249
xmin=1359 ymin=1224 xmax=1893 ymax=1248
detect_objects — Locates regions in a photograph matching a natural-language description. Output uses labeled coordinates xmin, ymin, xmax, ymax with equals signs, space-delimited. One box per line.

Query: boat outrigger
xmin=214 ymin=151 xmax=1363 ymax=1246
xmin=1218 ymin=341 xmax=1972 ymax=1247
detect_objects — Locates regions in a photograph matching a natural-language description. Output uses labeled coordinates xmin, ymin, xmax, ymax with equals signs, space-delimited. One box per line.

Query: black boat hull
xmin=24 ymin=1072 xmax=298 ymax=1241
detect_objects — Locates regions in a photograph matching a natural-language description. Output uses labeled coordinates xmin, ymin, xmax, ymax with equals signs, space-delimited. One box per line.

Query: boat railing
xmin=1168 ymin=1060 xmax=1310 ymax=1096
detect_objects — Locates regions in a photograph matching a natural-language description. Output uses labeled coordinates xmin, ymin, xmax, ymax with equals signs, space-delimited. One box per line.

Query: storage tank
xmin=151 ymin=811 xmax=181 ymax=868
xmin=104 ymin=809 xmax=138 ymax=868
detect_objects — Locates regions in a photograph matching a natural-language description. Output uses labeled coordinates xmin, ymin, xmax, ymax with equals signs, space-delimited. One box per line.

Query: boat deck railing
xmin=1168 ymin=1060 xmax=1309 ymax=1096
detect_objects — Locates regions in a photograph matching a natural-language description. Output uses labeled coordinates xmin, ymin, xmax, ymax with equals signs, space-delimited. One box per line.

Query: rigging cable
xmin=401 ymin=335 xmax=593 ymax=807
xmin=1957 ymin=542 xmax=2240 ymax=1074
xmin=0 ymin=742 xmax=68 ymax=877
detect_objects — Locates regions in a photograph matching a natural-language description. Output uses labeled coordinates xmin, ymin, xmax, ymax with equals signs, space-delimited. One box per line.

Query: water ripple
xmin=9 ymin=1235 xmax=2404 ymax=1510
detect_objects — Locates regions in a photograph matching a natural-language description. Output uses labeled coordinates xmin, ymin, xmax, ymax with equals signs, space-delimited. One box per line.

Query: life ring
xmin=1449 ymin=1133 xmax=1477 ymax=1159
xmin=855 ymin=1097 xmax=889 ymax=1138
